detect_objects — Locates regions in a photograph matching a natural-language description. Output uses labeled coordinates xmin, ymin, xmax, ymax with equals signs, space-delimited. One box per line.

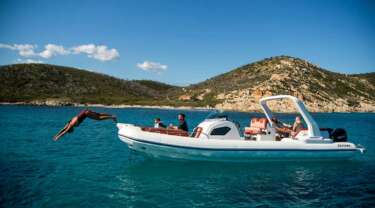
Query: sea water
xmin=0 ymin=105 xmax=374 ymax=207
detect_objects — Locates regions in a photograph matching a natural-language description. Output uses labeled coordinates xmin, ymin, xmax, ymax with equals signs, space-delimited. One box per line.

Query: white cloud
xmin=72 ymin=44 xmax=119 ymax=61
xmin=0 ymin=43 xmax=120 ymax=61
xmin=72 ymin=44 xmax=96 ymax=54
xmin=137 ymin=61 xmax=168 ymax=73
xmin=16 ymin=58 xmax=44 ymax=64
xmin=14 ymin=44 xmax=37 ymax=57
xmin=0 ymin=43 xmax=13 ymax=50
xmin=39 ymin=44 xmax=69 ymax=58
xmin=0 ymin=43 xmax=37 ymax=57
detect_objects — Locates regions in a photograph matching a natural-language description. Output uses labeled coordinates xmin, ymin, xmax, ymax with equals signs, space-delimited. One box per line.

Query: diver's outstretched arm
xmin=53 ymin=123 xmax=71 ymax=141
xmin=53 ymin=119 xmax=77 ymax=141
xmin=54 ymin=122 xmax=69 ymax=136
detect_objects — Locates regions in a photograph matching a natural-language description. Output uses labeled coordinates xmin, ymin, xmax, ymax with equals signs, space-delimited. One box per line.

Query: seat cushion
xmin=141 ymin=127 xmax=189 ymax=137
xmin=244 ymin=118 xmax=269 ymax=135
xmin=250 ymin=118 xmax=268 ymax=129
xmin=244 ymin=127 xmax=262 ymax=135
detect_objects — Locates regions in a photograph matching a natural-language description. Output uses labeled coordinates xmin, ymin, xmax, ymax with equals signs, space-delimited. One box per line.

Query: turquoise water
xmin=1 ymin=106 xmax=374 ymax=207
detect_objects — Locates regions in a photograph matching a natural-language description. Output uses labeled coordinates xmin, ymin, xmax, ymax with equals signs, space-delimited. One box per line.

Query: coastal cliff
xmin=1 ymin=56 xmax=374 ymax=112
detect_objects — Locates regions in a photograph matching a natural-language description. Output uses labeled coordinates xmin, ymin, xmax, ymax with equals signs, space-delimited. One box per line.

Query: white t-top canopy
xmin=259 ymin=95 xmax=321 ymax=137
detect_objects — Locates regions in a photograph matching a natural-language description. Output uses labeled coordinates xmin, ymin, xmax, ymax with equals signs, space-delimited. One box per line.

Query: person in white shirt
xmin=154 ymin=118 xmax=166 ymax=128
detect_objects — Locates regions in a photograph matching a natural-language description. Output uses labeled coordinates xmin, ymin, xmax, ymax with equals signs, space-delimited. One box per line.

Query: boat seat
xmin=244 ymin=118 xmax=269 ymax=135
xmin=141 ymin=127 xmax=189 ymax=137
xmin=294 ymin=129 xmax=308 ymax=138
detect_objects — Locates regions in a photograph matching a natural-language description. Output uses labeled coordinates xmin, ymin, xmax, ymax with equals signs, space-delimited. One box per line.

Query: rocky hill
xmin=178 ymin=56 xmax=375 ymax=112
xmin=1 ymin=57 xmax=374 ymax=112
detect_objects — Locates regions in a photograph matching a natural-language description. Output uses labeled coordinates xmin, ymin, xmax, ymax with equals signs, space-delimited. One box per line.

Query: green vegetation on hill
xmin=0 ymin=64 xmax=178 ymax=105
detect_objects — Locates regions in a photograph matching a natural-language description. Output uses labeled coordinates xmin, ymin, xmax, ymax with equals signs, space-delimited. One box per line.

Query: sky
xmin=0 ymin=0 xmax=374 ymax=85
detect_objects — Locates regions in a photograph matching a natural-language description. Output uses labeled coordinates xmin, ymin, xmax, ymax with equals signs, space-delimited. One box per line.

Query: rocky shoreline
xmin=0 ymin=101 xmax=213 ymax=111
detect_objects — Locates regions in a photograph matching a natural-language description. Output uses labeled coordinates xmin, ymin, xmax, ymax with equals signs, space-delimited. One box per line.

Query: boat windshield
xmin=205 ymin=110 xmax=228 ymax=120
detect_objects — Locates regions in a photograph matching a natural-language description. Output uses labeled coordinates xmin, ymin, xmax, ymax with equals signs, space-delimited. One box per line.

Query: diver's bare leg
xmin=98 ymin=114 xmax=117 ymax=122
xmin=87 ymin=111 xmax=117 ymax=122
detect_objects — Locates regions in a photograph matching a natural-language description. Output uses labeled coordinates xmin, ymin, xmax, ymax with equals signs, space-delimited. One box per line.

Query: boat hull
xmin=119 ymin=134 xmax=357 ymax=162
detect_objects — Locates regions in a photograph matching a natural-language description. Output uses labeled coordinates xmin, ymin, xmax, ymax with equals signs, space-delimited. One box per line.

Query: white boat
xmin=117 ymin=95 xmax=365 ymax=161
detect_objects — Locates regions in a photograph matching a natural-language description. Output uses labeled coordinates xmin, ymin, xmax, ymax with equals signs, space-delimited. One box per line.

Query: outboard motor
xmin=330 ymin=128 xmax=348 ymax=142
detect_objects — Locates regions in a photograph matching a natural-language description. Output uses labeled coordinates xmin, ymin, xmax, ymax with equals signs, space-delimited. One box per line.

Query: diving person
xmin=53 ymin=109 xmax=117 ymax=141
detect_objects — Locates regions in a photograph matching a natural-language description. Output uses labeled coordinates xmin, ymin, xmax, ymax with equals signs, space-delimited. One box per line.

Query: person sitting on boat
xmin=271 ymin=117 xmax=291 ymax=129
xmin=53 ymin=109 xmax=117 ymax=141
xmin=271 ymin=117 xmax=291 ymax=138
xmin=169 ymin=113 xmax=188 ymax=132
xmin=291 ymin=115 xmax=304 ymax=138
xmin=154 ymin=118 xmax=166 ymax=128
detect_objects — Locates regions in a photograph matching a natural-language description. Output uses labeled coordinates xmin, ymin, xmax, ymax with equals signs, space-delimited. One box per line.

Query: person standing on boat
xmin=169 ymin=113 xmax=188 ymax=132
xmin=154 ymin=118 xmax=166 ymax=128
